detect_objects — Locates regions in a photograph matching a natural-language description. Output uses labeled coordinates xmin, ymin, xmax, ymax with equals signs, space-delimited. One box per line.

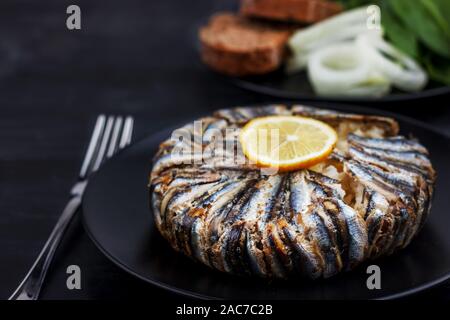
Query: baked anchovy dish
xmin=150 ymin=105 xmax=436 ymax=279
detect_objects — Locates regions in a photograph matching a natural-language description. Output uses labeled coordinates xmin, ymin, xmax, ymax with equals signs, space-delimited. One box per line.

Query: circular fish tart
xmin=150 ymin=105 xmax=436 ymax=279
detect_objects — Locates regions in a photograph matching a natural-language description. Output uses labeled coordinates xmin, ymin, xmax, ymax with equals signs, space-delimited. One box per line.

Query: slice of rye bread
xmin=199 ymin=13 xmax=293 ymax=77
xmin=240 ymin=0 xmax=343 ymax=24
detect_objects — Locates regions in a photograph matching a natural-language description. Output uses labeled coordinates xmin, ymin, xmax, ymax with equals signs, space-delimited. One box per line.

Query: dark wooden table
xmin=0 ymin=0 xmax=449 ymax=300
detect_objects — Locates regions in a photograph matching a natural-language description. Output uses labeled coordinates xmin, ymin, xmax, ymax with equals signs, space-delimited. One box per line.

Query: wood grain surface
xmin=0 ymin=0 xmax=449 ymax=299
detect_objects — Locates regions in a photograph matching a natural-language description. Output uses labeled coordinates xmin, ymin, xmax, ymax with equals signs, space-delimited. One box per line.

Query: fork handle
xmin=9 ymin=195 xmax=81 ymax=300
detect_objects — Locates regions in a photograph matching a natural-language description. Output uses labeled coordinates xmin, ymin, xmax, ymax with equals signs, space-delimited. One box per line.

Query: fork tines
xmin=79 ymin=115 xmax=134 ymax=179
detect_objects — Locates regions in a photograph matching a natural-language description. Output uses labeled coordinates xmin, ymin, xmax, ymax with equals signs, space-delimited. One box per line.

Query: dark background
xmin=0 ymin=0 xmax=449 ymax=299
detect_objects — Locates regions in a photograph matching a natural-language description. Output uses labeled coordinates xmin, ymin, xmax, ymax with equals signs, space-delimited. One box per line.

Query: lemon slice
xmin=240 ymin=116 xmax=337 ymax=172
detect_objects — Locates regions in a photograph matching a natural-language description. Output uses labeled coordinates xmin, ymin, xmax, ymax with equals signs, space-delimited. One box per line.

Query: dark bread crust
xmin=240 ymin=0 xmax=342 ymax=24
xmin=199 ymin=13 xmax=292 ymax=77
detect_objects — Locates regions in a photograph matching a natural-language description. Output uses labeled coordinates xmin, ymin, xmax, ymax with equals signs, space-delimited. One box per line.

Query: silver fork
xmin=9 ymin=115 xmax=134 ymax=300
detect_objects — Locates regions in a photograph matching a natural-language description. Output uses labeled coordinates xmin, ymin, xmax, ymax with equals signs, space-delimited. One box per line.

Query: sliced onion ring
xmin=343 ymin=79 xmax=391 ymax=97
xmin=307 ymin=43 xmax=390 ymax=97
xmin=356 ymin=34 xmax=428 ymax=91
xmin=289 ymin=7 xmax=369 ymax=55
xmin=286 ymin=28 xmax=382 ymax=74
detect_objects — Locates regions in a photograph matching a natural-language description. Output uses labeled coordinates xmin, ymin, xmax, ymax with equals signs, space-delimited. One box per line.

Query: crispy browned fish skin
xmin=150 ymin=105 xmax=436 ymax=279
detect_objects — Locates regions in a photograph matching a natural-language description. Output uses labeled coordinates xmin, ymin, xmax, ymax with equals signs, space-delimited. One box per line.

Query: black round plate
xmin=231 ymin=70 xmax=450 ymax=103
xmin=82 ymin=103 xmax=450 ymax=299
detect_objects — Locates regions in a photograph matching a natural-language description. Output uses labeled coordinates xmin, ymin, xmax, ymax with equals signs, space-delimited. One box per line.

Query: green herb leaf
xmin=381 ymin=2 xmax=418 ymax=59
xmin=421 ymin=0 xmax=450 ymax=39
xmin=390 ymin=0 xmax=450 ymax=59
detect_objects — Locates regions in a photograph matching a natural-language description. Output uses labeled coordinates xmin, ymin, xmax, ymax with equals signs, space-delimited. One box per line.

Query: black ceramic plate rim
xmin=82 ymin=102 xmax=450 ymax=300
xmin=230 ymin=76 xmax=450 ymax=103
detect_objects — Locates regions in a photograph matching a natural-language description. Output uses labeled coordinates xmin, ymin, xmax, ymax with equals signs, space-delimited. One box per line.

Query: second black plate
xmin=82 ymin=103 xmax=450 ymax=299
xmin=232 ymin=70 xmax=450 ymax=103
